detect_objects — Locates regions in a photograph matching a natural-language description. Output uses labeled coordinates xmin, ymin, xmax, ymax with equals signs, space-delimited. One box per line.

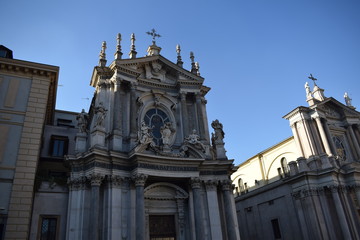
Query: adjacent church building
xmin=0 ymin=34 xmax=240 ymax=240
xmin=232 ymin=78 xmax=360 ymax=239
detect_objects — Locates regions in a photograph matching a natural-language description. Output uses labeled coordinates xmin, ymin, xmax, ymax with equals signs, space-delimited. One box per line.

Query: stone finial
xmin=114 ymin=33 xmax=123 ymax=60
xmin=344 ymin=92 xmax=354 ymax=108
xmin=129 ymin=33 xmax=137 ymax=59
xmin=190 ymin=51 xmax=196 ymax=74
xmin=195 ymin=62 xmax=200 ymax=76
xmin=99 ymin=41 xmax=107 ymax=67
xmin=176 ymin=44 xmax=183 ymax=67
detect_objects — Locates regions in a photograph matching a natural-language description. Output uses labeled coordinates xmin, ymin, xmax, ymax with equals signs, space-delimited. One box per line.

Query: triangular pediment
xmin=110 ymin=55 xmax=204 ymax=85
xmin=314 ymin=98 xmax=359 ymax=119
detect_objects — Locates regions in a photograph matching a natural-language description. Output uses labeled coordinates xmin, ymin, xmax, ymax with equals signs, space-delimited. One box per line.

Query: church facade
xmin=0 ymin=35 xmax=240 ymax=240
xmin=232 ymin=80 xmax=360 ymax=239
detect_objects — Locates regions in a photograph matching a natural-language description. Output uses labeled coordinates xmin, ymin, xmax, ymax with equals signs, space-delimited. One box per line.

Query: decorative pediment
xmin=316 ymin=98 xmax=359 ymax=119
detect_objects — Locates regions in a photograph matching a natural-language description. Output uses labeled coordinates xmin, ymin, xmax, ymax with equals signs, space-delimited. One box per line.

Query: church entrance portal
xmin=149 ymin=215 xmax=176 ymax=240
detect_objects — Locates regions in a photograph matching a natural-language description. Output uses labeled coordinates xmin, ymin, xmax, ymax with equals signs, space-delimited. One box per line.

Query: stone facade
xmin=61 ymin=36 xmax=239 ymax=240
xmin=0 ymin=49 xmax=59 ymax=240
xmin=233 ymin=80 xmax=360 ymax=239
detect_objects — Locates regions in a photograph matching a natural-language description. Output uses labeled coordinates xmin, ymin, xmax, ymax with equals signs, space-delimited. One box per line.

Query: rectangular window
xmin=50 ymin=136 xmax=68 ymax=157
xmin=271 ymin=218 xmax=282 ymax=240
xmin=39 ymin=216 xmax=58 ymax=240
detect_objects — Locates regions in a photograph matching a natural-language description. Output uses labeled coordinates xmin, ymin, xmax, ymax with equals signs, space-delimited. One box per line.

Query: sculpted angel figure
xmin=76 ymin=109 xmax=88 ymax=133
xmin=138 ymin=121 xmax=153 ymax=145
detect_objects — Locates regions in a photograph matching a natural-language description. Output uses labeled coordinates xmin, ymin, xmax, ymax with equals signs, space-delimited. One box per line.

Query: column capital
xmin=133 ymin=173 xmax=148 ymax=187
xmin=190 ymin=177 xmax=202 ymax=189
xmin=220 ymin=179 xmax=234 ymax=191
xmin=89 ymin=174 xmax=104 ymax=186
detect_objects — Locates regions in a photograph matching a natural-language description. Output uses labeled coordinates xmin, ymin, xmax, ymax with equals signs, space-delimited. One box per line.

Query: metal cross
xmin=308 ymin=74 xmax=317 ymax=86
xmin=146 ymin=28 xmax=161 ymax=44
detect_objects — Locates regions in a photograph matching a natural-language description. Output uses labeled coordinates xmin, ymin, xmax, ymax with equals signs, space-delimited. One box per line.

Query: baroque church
xmin=0 ymin=33 xmax=240 ymax=240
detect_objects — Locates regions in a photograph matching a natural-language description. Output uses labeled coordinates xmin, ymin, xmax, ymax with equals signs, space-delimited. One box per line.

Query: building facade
xmin=233 ymin=80 xmax=360 ymax=239
xmin=0 ymin=45 xmax=59 ymax=240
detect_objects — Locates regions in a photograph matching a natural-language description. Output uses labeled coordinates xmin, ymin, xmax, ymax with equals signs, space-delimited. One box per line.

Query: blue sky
xmin=2 ymin=0 xmax=359 ymax=165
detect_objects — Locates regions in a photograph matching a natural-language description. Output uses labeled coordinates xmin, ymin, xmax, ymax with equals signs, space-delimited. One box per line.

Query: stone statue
xmin=160 ymin=122 xmax=175 ymax=146
xmin=211 ymin=119 xmax=225 ymax=144
xmin=344 ymin=92 xmax=352 ymax=107
xmin=305 ymin=82 xmax=311 ymax=98
xmin=94 ymin=102 xmax=107 ymax=128
xmin=76 ymin=109 xmax=88 ymax=133
xmin=185 ymin=129 xmax=205 ymax=152
xmin=138 ymin=121 xmax=153 ymax=145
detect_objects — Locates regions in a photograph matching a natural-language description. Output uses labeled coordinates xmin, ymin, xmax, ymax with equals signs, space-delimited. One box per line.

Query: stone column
xmin=291 ymin=123 xmax=305 ymax=157
xmin=134 ymin=174 xmax=147 ymax=240
xmin=314 ymin=117 xmax=333 ymax=157
xmin=348 ymin=125 xmax=360 ymax=159
xmin=90 ymin=174 xmax=103 ymax=240
xmin=221 ymin=180 xmax=240 ymax=240
xmin=191 ymin=178 xmax=206 ymax=240
xmin=302 ymin=118 xmax=317 ymax=156
xmin=129 ymin=83 xmax=137 ymax=143
xmin=180 ymin=92 xmax=189 ymax=138
xmin=205 ymin=180 xmax=223 ymax=240
xmin=195 ymin=93 xmax=206 ymax=140
xmin=330 ymin=186 xmax=352 ymax=239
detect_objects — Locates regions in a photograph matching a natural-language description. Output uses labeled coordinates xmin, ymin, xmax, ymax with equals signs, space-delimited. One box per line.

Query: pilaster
xmin=205 ymin=180 xmax=223 ymax=240
xmin=133 ymin=174 xmax=147 ymax=240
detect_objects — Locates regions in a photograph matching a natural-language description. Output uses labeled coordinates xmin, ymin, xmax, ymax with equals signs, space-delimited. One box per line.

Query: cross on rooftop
xmin=146 ymin=28 xmax=161 ymax=44
xmin=308 ymin=74 xmax=317 ymax=86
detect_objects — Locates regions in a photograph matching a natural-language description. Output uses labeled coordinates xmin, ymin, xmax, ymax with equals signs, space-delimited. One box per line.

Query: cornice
xmin=0 ymin=58 xmax=59 ymax=78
